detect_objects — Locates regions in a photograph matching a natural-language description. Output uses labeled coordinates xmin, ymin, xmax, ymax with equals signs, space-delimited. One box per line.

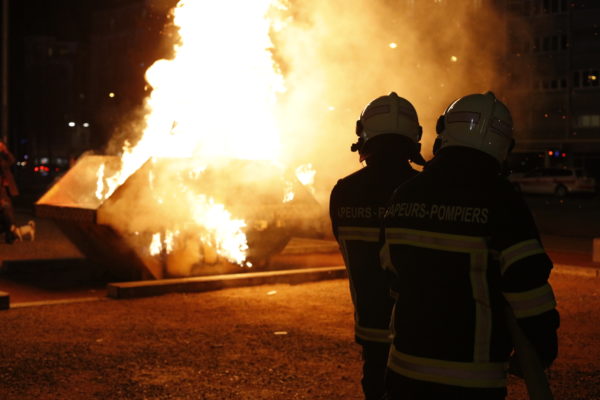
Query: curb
xmin=553 ymin=264 xmax=600 ymax=278
xmin=0 ymin=291 xmax=9 ymax=310
xmin=10 ymin=297 xmax=107 ymax=309
xmin=107 ymin=263 xmax=599 ymax=300
xmin=107 ymin=266 xmax=347 ymax=299
xmin=2 ymin=263 xmax=597 ymax=307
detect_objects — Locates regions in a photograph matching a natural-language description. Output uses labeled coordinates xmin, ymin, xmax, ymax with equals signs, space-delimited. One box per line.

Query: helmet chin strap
xmin=410 ymin=143 xmax=427 ymax=166
xmin=351 ymin=137 xmax=364 ymax=153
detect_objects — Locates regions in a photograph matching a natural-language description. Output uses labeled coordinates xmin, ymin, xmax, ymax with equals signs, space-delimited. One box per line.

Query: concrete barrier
xmin=0 ymin=291 xmax=9 ymax=310
xmin=108 ymin=266 xmax=347 ymax=299
xmin=554 ymin=264 xmax=600 ymax=278
xmin=593 ymin=238 xmax=600 ymax=263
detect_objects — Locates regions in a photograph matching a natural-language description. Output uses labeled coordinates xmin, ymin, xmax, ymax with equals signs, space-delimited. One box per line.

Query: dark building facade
xmin=505 ymin=0 xmax=600 ymax=172
xmin=88 ymin=0 xmax=177 ymax=150
xmin=20 ymin=36 xmax=90 ymax=162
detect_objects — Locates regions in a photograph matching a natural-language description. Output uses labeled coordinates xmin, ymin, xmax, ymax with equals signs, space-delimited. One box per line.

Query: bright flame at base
xmin=94 ymin=0 xmax=289 ymax=269
xmin=191 ymin=195 xmax=250 ymax=267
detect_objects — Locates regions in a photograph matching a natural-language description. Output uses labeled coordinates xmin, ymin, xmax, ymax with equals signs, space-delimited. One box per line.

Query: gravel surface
xmin=0 ymin=272 xmax=598 ymax=400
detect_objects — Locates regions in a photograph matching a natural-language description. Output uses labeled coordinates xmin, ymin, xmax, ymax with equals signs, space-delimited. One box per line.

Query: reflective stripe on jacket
xmin=330 ymin=161 xmax=417 ymax=344
xmin=388 ymin=346 xmax=507 ymax=388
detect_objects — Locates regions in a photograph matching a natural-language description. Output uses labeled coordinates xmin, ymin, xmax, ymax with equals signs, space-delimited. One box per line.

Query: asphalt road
xmin=0 ymin=274 xmax=598 ymax=400
xmin=0 ymin=197 xmax=599 ymax=399
xmin=524 ymin=193 xmax=600 ymax=238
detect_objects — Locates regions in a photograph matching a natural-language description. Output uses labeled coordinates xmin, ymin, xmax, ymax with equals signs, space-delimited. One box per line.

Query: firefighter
xmin=381 ymin=92 xmax=559 ymax=399
xmin=330 ymin=92 xmax=426 ymax=400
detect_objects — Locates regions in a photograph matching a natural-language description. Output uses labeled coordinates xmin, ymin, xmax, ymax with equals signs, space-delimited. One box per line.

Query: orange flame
xmin=96 ymin=0 xmax=288 ymax=267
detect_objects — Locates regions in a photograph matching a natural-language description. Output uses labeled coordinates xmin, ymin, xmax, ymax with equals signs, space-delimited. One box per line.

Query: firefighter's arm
xmin=492 ymin=187 xmax=559 ymax=369
xmin=500 ymin=248 xmax=559 ymax=369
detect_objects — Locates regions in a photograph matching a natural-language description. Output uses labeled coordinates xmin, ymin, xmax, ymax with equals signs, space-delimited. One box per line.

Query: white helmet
xmin=435 ymin=91 xmax=514 ymax=164
xmin=353 ymin=92 xmax=422 ymax=152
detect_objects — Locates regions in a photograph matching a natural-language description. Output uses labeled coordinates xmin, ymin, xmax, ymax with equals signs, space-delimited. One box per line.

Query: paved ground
xmin=0 ymin=200 xmax=599 ymax=399
xmin=0 ymin=273 xmax=598 ymax=400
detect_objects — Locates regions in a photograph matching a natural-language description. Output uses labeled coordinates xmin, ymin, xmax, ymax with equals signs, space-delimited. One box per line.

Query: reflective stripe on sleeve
xmin=338 ymin=226 xmax=380 ymax=242
xmin=387 ymin=346 xmax=507 ymax=388
xmin=499 ymin=239 xmax=546 ymax=275
xmin=355 ymin=324 xmax=393 ymax=343
xmin=385 ymin=228 xmax=487 ymax=253
xmin=503 ymin=284 xmax=557 ymax=318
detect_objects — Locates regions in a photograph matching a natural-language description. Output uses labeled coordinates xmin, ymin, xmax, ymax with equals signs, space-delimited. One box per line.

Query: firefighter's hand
xmin=508 ymin=354 xmax=524 ymax=378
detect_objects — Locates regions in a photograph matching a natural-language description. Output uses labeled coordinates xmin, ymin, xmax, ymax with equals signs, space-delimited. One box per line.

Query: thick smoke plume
xmin=95 ymin=0 xmax=509 ymax=257
xmin=272 ymin=0 xmax=507 ymax=202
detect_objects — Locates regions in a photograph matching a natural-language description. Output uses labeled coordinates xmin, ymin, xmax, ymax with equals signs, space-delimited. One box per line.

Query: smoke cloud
xmin=272 ymin=0 xmax=507 ymax=202
xmin=86 ymin=0 xmax=511 ymax=273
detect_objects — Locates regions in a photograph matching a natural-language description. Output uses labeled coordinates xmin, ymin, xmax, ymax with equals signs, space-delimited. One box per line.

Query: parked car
xmin=509 ymin=167 xmax=597 ymax=197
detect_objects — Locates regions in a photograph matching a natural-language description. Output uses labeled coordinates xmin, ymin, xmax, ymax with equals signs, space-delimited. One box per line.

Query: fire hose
xmin=505 ymin=307 xmax=554 ymax=400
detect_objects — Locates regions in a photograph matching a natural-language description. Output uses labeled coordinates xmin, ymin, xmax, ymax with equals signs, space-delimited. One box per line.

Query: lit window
xmin=577 ymin=115 xmax=600 ymax=128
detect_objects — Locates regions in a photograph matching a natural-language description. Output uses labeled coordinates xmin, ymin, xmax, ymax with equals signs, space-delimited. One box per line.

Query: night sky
xmin=10 ymin=0 xmax=95 ymax=43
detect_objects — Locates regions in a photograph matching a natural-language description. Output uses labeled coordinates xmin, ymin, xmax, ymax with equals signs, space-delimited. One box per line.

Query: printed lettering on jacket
xmin=387 ymin=202 xmax=489 ymax=224
xmin=337 ymin=206 xmax=388 ymax=220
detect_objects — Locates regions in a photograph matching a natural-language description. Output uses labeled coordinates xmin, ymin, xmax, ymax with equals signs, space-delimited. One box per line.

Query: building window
xmin=535 ymin=76 xmax=568 ymax=92
xmin=577 ymin=115 xmax=600 ymax=128
xmin=531 ymin=0 xmax=567 ymax=14
xmin=543 ymin=36 xmax=551 ymax=51
xmin=533 ymin=34 xmax=567 ymax=53
xmin=575 ymin=69 xmax=600 ymax=88
xmin=587 ymin=71 xmax=600 ymax=86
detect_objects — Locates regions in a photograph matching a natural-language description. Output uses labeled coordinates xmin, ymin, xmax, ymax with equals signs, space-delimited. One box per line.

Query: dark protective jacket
xmin=381 ymin=147 xmax=559 ymax=390
xmin=330 ymin=157 xmax=418 ymax=344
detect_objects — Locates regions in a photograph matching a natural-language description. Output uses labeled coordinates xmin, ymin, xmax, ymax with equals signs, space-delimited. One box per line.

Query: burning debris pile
xmin=36 ymin=0 xmax=324 ymax=280
xmin=37 ymin=155 xmax=321 ymax=280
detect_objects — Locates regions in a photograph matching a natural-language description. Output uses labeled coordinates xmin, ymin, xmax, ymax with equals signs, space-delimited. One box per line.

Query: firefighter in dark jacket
xmin=381 ymin=92 xmax=559 ymax=399
xmin=330 ymin=92 xmax=426 ymax=400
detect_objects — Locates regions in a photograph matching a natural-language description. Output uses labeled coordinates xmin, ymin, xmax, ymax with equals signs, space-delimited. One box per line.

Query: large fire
xmin=94 ymin=0 xmax=303 ymax=271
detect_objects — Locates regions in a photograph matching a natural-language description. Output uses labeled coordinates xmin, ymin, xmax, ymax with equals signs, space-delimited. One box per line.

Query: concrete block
xmin=554 ymin=264 xmax=600 ymax=278
xmin=593 ymin=238 xmax=600 ymax=263
xmin=108 ymin=266 xmax=347 ymax=299
xmin=0 ymin=291 xmax=9 ymax=310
